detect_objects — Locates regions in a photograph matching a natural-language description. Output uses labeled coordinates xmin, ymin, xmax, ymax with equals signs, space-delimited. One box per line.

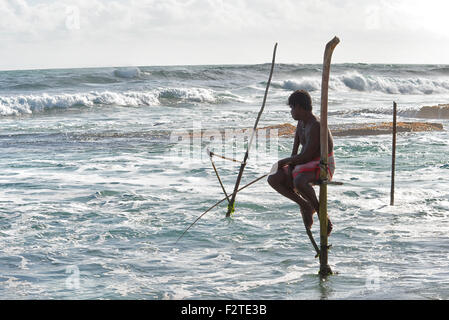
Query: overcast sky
xmin=1 ymin=0 xmax=449 ymax=70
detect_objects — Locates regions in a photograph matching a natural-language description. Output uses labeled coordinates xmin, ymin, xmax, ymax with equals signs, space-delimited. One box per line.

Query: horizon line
xmin=1 ymin=61 xmax=449 ymax=73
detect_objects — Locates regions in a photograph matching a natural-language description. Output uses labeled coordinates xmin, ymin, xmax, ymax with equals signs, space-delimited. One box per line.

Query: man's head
xmin=287 ymin=90 xmax=312 ymax=120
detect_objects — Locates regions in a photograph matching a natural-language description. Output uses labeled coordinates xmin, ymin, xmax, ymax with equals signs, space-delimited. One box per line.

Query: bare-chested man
xmin=267 ymin=90 xmax=335 ymax=235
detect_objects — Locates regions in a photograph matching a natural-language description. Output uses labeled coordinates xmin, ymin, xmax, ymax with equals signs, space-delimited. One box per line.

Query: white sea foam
xmin=0 ymin=87 xmax=225 ymax=116
xmin=158 ymin=87 xmax=216 ymax=103
xmin=0 ymin=91 xmax=158 ymax=116
xmin=276 ymin=72 xmax=449 ymax=95
xmin=273 ymin=78 xmax=321 ymax=92
xmin=338 ymin=71 xmax=449 ymax=94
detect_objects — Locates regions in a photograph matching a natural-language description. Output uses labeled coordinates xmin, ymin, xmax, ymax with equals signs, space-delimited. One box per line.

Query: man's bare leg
xmin=293 ymin=172 xmax=333 ymax=235
xmin=268 ymin=169 xmax=313 ymax=210
xmin=267 ymin=169 xmax=316 ymax=225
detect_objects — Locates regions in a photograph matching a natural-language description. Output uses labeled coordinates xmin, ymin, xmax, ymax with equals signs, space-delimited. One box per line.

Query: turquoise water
xmin=1 ymin=64 xmax=449 ymax=299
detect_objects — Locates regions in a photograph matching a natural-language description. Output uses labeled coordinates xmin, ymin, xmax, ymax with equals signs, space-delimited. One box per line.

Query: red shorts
xmin=283 ymin=153 xmax=335 ymax=181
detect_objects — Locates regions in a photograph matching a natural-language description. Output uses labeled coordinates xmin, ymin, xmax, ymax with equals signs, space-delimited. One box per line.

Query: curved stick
xmin=305 ymin=227 xmax=320 ymax=258
xmin=209 ymin=152 xmax=230 ymax=203
xmin=209 ymin=150 xmax=243 ymax=164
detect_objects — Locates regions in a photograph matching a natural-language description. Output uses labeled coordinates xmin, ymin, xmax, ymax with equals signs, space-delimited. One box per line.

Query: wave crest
xmin=337 ymin=72 xmax=449 ymax=94
xmin=0 ymin=91 xmax=161 ymax=116
xmin=272 ymin=78 xmax=321 ymax=91
xmin=0 ymin=87 xmax=245 ymax=116
xmin=276 ymin=72 xmax=449 ymax=95
xmin=158 ymin=88 xmax=216 ymax=103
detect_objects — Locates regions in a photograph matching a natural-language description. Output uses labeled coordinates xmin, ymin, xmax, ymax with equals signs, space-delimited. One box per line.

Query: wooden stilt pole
xmin=390 ymin=101 xmax=397 ymax=206
xmin=318 ymin=36 xmax=339 ymax=277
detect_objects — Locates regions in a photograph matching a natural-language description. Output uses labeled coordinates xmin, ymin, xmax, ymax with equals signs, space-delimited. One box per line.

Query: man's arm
xmin=284 ymin=123 xmax=301 ymax=176
xmin=291 ymin=123 xmax=300 ymax=156
xmin=279 ymin=122 xmax=320 ymax=167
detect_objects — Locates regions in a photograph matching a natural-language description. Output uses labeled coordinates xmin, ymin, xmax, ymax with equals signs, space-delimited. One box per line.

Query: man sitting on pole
xmin=267 ymin=90 xmax=335 ymax=235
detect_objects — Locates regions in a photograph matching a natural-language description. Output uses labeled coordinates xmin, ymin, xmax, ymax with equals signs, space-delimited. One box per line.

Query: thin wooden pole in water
xmin=390 ymin=101 xmax=397 ymax=206
xmin=225 ymin=43 xmax=277 ymax=217
xmin=318 ymin=36 xmax=339 ymax=277
xmin=209 ymin=152 xmax=230 ymax=204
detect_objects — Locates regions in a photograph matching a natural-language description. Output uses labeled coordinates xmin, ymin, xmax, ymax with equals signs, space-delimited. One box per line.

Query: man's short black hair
xmin=288 ymin=90 xmax=312 ymax=111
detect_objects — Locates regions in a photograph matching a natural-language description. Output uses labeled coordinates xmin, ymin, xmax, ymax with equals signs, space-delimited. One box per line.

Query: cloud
xmin=0 ymin=0 xmax=385 ymax=39
xmin=1 ymin=0 xmax=449 ymax=69
xmin=1 ymin=0 xmax=446 ymax=41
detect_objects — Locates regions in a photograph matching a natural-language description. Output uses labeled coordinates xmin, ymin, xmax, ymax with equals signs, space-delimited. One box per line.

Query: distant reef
xmin=261 ymin=121 xmax=444 ymax=138
xmin=415 ymin=104 xmax=449 ymax=119
xmin=259 ymin=103 xmax=448 ymax=137
xmin=68 ymin=104 xmax=446 ymax=142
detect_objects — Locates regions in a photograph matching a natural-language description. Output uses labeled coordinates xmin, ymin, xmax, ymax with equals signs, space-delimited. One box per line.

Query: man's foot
xmin=327 ymin=218 xmax=333 ymax=236
xmin=301 ymin=204 xmax=333 ymax=236
xmin=300 ymin=204 xmax=315 ymax=230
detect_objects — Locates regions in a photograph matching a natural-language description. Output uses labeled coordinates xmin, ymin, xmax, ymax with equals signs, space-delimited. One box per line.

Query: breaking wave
xmin=274 ymin=72 xmax=449 ymax=95
xmin=0 ymin=88 xmax=244 ymax=116
xmin=272 ymin=78 xmax=321 ymax=92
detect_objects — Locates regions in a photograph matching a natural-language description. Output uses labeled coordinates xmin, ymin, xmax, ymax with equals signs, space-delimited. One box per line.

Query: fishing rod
xmin=225 ymin=42 xmax=278 ymax=217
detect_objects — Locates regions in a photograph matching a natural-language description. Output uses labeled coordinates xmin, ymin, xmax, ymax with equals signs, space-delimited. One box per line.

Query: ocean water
xmin=0 ymin=63 xmax=448 ymax=299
